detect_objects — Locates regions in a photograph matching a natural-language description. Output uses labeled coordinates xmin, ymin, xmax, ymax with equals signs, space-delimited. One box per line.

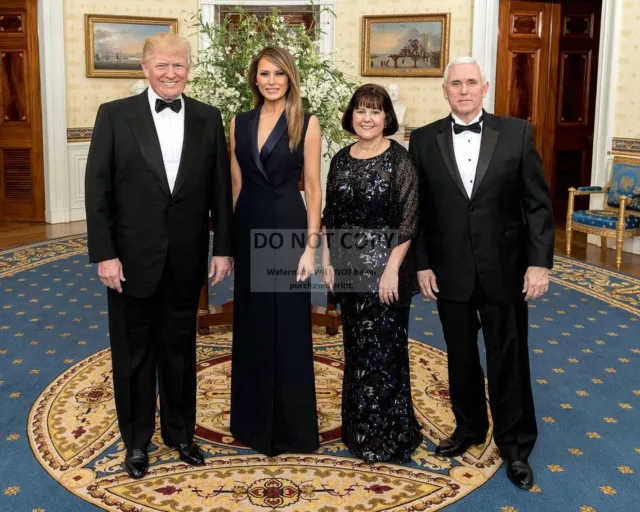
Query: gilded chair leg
xmin=615 ymin=197 xmax=628 ymax=271
xmin=566 ymin=188 xmax=576 ymax=256
xmin=615 ymin=238 xmax=623 ymax=270
xmin=600 ymin=236 xmax=607 ymax=256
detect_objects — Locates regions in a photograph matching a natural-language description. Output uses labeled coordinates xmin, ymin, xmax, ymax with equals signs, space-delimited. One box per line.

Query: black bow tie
xmin=452 ymin=116 xmax=483 ymax=134
xmin=155 ymin=98 xmax=182 ymax=114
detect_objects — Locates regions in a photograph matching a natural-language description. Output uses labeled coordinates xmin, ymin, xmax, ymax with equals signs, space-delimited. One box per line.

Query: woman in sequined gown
xmin=321 ymin=84 xmax=422 ymax=463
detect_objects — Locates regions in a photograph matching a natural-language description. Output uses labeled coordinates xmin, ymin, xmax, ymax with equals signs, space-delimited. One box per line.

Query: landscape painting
xmin=361 ymin=14 xmax=450 ymax=77
xmin=85 ymin=15 xmax=178 ymax=78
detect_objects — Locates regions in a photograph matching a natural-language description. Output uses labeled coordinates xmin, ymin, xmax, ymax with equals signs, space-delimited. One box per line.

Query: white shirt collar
xmin=147 ymin=87 xmax=183 ymax=113
xmin=451 ymin=110 xmax=483 ymax=126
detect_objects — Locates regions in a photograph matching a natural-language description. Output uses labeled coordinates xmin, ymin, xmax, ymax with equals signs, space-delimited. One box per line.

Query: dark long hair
xmin=341 ymin=84 xmax=399 ymax=136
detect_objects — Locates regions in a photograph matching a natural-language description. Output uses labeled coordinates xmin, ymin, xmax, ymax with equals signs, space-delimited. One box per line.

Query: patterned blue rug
xmin=0 ymin=235 xmax=638 ymax=512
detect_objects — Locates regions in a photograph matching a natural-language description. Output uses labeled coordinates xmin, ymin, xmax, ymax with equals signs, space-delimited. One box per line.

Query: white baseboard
xmin=67 ymin=141 xmax=90 ymax=222
xmin=45 ymin=141 xmax=89 ymax=224
xmin=45 ymin=209 xmax=70 ymax=224
xmin=70 ymin=207 xmax=87 ymax=223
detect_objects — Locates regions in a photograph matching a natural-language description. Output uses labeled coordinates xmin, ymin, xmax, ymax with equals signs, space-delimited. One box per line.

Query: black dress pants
xmin=107 ymin=255 xmax=200 ymax=450
xmin=436 ymin=277 xmax=537 ymax=461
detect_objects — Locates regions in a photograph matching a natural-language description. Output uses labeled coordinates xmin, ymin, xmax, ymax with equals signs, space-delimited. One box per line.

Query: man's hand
xmin=98 ymin=258 xmax=125 ymax=293
xmin=523 ymin=266 xmax=549 ymax=301
xmin=418 ymin=269 xmax=439 ymax=300
xmin=209 ymin=256 xmax=233 ymax=286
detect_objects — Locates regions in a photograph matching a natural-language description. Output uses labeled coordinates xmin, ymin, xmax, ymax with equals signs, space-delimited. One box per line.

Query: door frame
xmin=37 ymin=0 xmax=70 ymax=224
xmin=472 ymin=0 xmax=620 ymax=199
xmin=472 ymin=0 xmax=640 ymax=253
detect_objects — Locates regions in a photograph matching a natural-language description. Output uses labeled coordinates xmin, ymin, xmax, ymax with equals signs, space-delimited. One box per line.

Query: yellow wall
xmin=334 ymin=0 xmax=474 ymax=128
xmin=614 ymin=0 xmax=640 ymax=140
xmin=64 ymin=0 xmax=475 ymax=129
xmin=64 ymin=0 xmax=198 ymax=128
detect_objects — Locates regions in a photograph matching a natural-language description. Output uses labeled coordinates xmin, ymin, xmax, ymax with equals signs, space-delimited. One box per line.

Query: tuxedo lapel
xmin=127 ymin=91 xmax=171 ymax=196
xmin=436 ymin=116 xmax=469 ymax=201
xmin=259 ymin=109 xmax=287 ymax=164
xmin=470 ymin=113 xmax=499 ymax=199
xmin=172 ymin=95 xmax=205 ymax=198
xmin=248 ymin=107 xmax=270 ymax=183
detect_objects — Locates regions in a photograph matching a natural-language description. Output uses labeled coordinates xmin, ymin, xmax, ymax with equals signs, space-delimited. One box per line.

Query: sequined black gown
xmin=323 ymin=139 xmax=422 ymax=463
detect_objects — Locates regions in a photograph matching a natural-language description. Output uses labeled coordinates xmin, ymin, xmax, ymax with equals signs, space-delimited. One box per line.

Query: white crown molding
xmin=38 ymin=0 xmax=70 ymax=224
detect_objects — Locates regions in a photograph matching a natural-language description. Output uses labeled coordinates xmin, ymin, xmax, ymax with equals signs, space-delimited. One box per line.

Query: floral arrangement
xmin=188 ymin=5 xmax=359 ymax=156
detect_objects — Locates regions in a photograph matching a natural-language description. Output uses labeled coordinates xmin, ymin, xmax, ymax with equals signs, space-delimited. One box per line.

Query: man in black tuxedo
xmin=85 ymin=33 xmax=233 ymax=479
xmin=409 ymin=56 xmax=554 ymax=489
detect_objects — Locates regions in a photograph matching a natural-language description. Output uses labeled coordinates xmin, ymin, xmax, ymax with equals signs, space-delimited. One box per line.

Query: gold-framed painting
xmin=361 ymin=14 xmax=450 ymax=77
xmin=85 ymin=14 xmax=178 ymax=78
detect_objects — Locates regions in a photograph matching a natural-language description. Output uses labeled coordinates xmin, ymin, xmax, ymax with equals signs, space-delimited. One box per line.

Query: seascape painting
xmin=85 ymin=15 xmax=178 ymax=78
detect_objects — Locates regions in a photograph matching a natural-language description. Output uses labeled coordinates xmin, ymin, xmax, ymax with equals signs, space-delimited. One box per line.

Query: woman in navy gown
xmin=229 ymin=46 xmax=322 ymax=455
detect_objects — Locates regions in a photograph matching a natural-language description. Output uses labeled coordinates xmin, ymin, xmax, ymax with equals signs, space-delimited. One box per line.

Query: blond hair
xmin=142 ymin=32 xmax=192 ymax=67
xmin=248 ymin=47 xmax=304 ymax=152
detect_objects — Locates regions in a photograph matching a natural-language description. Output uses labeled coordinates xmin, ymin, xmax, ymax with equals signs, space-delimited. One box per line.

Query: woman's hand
xmin=297 ymin=248 xmax=315 ymax=282
xmin=379 ymin=266 xmax=399 ymax=305
xmin=321 ymin=264 xmax=334 ymax=292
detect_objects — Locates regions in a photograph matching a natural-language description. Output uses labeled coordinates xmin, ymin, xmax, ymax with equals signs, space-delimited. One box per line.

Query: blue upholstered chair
xmin=566 ymin=156 xmax=640 ymax=269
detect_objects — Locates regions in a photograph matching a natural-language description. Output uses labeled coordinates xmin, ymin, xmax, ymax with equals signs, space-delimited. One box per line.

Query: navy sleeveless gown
xmin=230 ymin=106 xmax=319 ymax=455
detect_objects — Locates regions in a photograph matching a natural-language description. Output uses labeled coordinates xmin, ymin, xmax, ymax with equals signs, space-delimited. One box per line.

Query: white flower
xmin=188 ymin=6 xmax=358 ymax=155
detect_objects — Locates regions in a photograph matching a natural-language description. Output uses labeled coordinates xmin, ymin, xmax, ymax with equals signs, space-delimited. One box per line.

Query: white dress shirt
xmin=451 ymin=111 xmax=483 ymax=198
xmin=147 ymin=87 xmax=185 ymax=193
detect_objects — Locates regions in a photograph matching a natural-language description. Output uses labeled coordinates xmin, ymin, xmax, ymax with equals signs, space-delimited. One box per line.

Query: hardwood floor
xmin=0 ymin=220 xmax=86 ymax=250
xmin=1 ymin=220 xmax=639 ymax=277
xmin=555 ymin=224 xmax=640 ymax=278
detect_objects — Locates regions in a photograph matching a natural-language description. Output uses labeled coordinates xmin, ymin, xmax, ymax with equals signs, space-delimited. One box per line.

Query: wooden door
xmin=0 ymin=0 xmax=45 ymax=221
xmin=553 ymin=1 xmax=601 ymax=217
xmin=495 ymin=0 xmax=601 ymax=220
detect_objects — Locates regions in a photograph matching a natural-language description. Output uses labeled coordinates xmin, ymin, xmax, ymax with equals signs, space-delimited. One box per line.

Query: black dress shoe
xmin=506 ymin=460 xmax=534 ymax=490
xmin=169 ymin=442 xmax=205 ymax=466
xmin=435 ymin=435 xmax=483 ymax=458
xmin=124 ymin=448 xmax=149 ymax=479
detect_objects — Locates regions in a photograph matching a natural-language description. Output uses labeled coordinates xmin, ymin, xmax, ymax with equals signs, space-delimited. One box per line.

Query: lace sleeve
xmin=322 ymin=154 xmax=338 ymax=228
xmin=392 ymin=147 xmax=420 ymax=245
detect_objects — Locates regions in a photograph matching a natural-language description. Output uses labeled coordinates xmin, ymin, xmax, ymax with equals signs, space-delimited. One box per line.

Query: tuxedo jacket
xmin=409 ymin=111 xmax=554 ymax=304
xmin=85 ymin=90 xmax=233 ymax=298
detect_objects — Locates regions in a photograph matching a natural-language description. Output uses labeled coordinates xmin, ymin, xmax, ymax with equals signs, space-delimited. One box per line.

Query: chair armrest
xmin=574 ymin=186 xmax=605 ymax=196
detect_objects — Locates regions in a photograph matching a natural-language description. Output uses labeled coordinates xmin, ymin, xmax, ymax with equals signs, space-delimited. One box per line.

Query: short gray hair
xmin=443 ymin=57 xmax=486 ymax=84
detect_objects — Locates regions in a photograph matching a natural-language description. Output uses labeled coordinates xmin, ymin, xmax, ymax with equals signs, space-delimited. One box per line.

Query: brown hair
xmin=248 ymin=46 xmax=304 ymax=152
xmin=341 ymin=84 xmax=399 ymax=136
xmin=141 ymin=32 xmax=192 ymax=67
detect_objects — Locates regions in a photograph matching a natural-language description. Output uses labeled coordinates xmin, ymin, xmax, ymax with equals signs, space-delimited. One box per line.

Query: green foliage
xmin=188 ymin=5 xmax=359 ymax=156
